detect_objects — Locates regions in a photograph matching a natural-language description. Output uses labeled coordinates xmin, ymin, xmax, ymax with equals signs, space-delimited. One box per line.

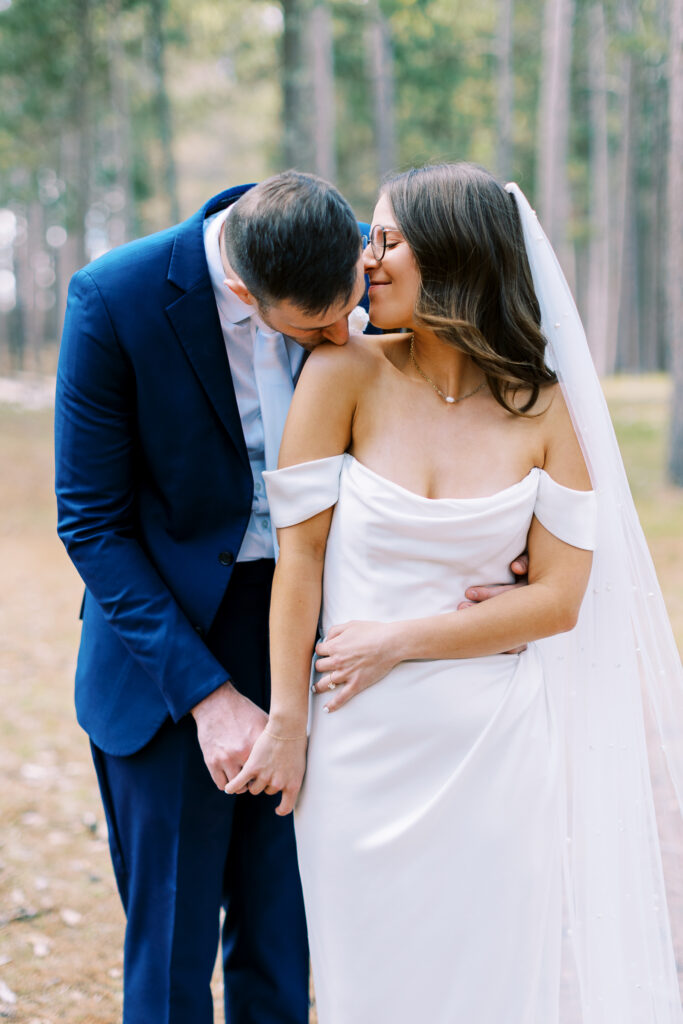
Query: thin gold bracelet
xmin=264 ymin=727 xmax=307 ymax=742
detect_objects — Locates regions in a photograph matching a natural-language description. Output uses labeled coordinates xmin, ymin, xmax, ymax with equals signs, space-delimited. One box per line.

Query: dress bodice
xmin=264 ymin=454 xmax=597 ymax=1023
xmin=264 ymin=454 xmax=596 ymax=632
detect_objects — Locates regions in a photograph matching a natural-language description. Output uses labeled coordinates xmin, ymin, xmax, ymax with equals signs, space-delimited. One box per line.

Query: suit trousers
xmin=91 ymin=560 xmax=309 ymax=1024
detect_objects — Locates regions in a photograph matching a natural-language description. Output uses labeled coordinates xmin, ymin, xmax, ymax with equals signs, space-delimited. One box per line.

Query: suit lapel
xmin=165 ymin=186 xmax=256 ymax=472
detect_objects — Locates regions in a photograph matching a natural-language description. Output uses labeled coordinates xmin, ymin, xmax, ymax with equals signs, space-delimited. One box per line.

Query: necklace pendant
xmin=445 ymin=395 xmax=456 ymax=404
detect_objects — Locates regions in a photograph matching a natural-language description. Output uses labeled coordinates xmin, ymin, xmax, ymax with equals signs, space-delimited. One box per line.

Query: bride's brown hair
xmin=383 ymin=162 xmax=556 ymax=414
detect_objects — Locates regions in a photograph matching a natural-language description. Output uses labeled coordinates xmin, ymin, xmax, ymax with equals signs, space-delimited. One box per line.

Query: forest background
xmin=0 ymin=0 xmax=682 ymax=481
xmin=0 ymin=1 xmax=682 ymax=1020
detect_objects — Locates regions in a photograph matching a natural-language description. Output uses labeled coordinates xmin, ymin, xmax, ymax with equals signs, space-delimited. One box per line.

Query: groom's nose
xmin=321 ymin=318 xmax=350 ymax=346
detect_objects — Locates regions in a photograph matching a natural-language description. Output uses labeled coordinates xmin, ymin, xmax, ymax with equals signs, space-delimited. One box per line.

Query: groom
xmin=55 ymin=172 xmax=368 ymax=1024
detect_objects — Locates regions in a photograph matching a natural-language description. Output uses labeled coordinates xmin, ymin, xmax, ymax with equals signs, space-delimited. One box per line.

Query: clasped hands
xmin=205 ymin=554 xmax=529 ymax=814
xmin=192 ymin=683 xmax=307 ymax=816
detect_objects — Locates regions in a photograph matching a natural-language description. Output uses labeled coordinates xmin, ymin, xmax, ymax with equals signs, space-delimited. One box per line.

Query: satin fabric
xmin=264 ymin=454 xmax=596 ymax=1023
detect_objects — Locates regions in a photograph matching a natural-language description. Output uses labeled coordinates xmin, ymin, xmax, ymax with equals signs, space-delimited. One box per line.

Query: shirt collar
xmin=204 ymin=205 xmax=254 ymax=325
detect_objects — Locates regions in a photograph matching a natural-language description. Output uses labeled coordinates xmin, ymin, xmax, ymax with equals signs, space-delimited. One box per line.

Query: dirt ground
xmin=0 ymin=377 xmax=681 ymax=1023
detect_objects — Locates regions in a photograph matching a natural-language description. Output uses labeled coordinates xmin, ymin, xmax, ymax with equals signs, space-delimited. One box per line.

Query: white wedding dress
xmin=264 ymin=453 xmax=597 ymax=1024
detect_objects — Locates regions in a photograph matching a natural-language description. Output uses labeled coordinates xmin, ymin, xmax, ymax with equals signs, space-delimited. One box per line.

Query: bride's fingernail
xmin=323 ymin=706 xmax=330 ymax=714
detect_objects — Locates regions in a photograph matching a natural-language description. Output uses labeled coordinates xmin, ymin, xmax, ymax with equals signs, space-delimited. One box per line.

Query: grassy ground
xmin=0 ymin=376 xmax=681 ymax=1022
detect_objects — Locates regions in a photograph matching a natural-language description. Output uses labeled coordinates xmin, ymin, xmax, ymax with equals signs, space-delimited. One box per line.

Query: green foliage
xmin=0 ymin=0 xmax=675 ymax=378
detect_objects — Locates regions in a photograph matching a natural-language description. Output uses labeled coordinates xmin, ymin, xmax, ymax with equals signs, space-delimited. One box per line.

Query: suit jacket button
xmin=218 ymin=551 xmax=234 ymax=566
xmin=195 ymin=625 xmax=205 ymax=637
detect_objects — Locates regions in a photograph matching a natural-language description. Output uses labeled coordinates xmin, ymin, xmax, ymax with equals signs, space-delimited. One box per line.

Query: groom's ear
xmin=224 ymin=276 xmax=257 ymax=307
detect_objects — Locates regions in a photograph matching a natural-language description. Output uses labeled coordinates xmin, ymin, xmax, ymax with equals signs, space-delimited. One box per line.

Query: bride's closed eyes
xmin=363 ymin=224 xmax=405 ymax=263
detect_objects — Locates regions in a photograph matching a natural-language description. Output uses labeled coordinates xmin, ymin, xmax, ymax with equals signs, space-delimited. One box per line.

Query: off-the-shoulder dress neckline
xmin=345 ymin=454 xmax=540 ymax=505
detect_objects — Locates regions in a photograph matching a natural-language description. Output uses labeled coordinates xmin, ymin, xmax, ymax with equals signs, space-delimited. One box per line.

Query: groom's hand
xmin=191 ymin=681 xmax=268 ymax=790
xmin=458 ymin=552 xmax=529 ymax=654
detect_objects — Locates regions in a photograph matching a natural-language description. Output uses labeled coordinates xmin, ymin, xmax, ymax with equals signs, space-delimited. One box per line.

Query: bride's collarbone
xmin=352 ymin=366 xmax=547 ymax=495
xmin=352 ymin=410 xmax=543 ymax=500
xmin=349 ymin=443 xmax=539 ymax=501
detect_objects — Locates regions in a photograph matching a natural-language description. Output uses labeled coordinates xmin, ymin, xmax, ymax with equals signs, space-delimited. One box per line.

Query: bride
xmin=226 ymin=163 xmax=683 ymax=1023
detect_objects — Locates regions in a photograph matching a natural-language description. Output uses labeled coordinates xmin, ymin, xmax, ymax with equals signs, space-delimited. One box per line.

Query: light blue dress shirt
xmin=203 ymin=207 xmax=305 ymax=560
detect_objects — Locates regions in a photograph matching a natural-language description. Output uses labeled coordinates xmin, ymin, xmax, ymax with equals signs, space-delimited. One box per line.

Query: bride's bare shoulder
xmin=283 ymin=334 xmax=386 ymax=452
xmin=299 ymin=332 xmax=391 ymax=387
xmin=357 ymin=331 xmax=410 ymax=368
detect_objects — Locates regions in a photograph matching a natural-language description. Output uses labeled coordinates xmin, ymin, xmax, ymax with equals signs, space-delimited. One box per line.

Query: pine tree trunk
xmin=282 ymin=0 xmax=315 ymax=169
xmin=668 ymin=0 xmax=683 ymax=484
xmin=495 ymin=0 xmax=514 ymax=180
xmin=536 ymin=0 xmax=575 ymax=286
xmin=653 ymin=0 xmax=670 ymax=370
xmin=73 ymin=0 xmax=94 ymax=268
xmin=586 ymin=1 xmax=610 ymax=374
xmin=11 ymin=204 xmax=29 ymax=370
xmin=310 ymin=4 xmax=337 ymax=182
xmin=366 ymin=3 xmax=397 ymax=181
xmin=653 ymin=108 xmax=668 ymax=370
xmin=108 ymin=0 xmax=135 ymax=243
xmin=148 ymin=0 xmax=180 ymax=224
xmin=609 ymin=0 xmax=638 ymax=372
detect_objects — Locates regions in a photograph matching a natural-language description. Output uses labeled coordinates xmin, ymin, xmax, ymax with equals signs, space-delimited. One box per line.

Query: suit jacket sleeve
xmin=55 ymin=268 xmax=230 ymax=721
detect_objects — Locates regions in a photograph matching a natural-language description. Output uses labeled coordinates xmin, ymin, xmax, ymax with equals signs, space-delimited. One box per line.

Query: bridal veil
xmin=506 ymin=183 xmax=683 ymax=1021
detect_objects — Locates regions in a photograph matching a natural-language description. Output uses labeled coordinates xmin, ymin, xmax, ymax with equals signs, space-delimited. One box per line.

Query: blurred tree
xmin=585 ymin=0 xmax=610 ymax=373
xmin=366 ymin=0 xmax=397 ymax=182
xmin=668 ymin=0 xmax=683 ymax=484
xmin=610 ymin=0 xmax=639 ymax=371
xmin=73 ymin=0 xmax=95 ymax=267
xmin=311 ymin=2 xmax=337 ymax=181
xmin=106 ymin=0 xmax=135 ymax=244
xmin=282 ymin=0 xmax=315 ymax=168
xmin=148 ymin=0 xmax=180 ymax=222
xmin=0 ymin=0 xmax=677 ymax=378
xmin=496 ymin=0 xmax=515 ymax=179
xmin=581 ymin=0 xmax=614 ymax=374
xmin=537 ymin=0 xmax=575 ymax=283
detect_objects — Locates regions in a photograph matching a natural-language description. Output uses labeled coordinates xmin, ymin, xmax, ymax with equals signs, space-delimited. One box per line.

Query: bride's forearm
xmin=392 ymin=577 xmax=584 ymax=662
xmin=268 ymin=550 xmax=323 ymax=730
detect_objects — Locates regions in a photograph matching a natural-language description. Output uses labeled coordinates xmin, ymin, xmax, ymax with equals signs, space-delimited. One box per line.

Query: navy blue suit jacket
xmin=55 ymin=185 xmax=371 ymax=756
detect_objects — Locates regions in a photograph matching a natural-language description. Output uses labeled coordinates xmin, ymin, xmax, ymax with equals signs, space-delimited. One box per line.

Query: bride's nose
xmin=362 ymin=240 xmax=379 ymax=271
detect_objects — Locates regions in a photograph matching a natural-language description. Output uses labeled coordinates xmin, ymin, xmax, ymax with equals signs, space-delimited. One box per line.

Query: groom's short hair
xmin=223 ymin=171 xmax=362 ymax=316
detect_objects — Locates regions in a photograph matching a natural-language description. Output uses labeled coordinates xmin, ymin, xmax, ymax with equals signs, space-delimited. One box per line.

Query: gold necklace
xmin=409 ymin=338 xmax=486 ymax=405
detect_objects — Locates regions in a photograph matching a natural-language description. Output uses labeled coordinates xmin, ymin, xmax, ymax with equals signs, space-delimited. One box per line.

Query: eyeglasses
xmin=361 ymin=225 xmax=389 ymax=263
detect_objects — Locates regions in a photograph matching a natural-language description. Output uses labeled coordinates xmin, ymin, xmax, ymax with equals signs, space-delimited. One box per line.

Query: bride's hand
xmin=313 ymin=620 xmax=400 ymax=711
xmin=223 ymin=726 xmax=307 ymax=816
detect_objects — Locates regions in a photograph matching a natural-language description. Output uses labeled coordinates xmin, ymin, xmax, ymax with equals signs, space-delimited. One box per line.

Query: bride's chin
xmin=368 ymin=307 xmax=401 ymax=331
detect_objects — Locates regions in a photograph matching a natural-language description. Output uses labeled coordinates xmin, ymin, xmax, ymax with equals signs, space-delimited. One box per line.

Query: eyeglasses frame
xmin=361 ymin=225 xmax=389 ymax=263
